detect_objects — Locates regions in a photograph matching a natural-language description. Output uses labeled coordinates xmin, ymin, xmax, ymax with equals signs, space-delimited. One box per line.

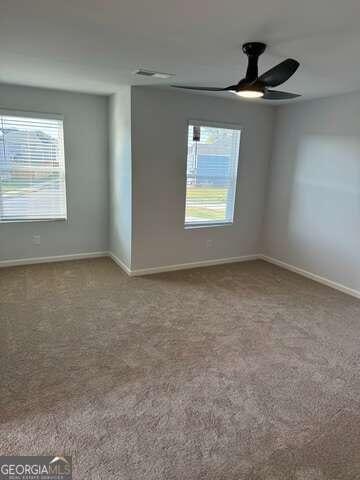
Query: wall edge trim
xmin=260 ymin=254 xmax=360 ymax=300
xmin=119 ymin=254 xmax=260 ymax=276
xmin=2 ymin=250 xmax=359 ymax=301
xmin=0 ymin=251 xmax=108 ymax=268
xmin=108 ymin=251 xmax=132 ymax=275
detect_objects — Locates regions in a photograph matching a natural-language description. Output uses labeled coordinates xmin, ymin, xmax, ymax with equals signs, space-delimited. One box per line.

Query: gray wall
xmin=6 ymin=82 xmax=358 ymax=291
xmin=0 ymin=83 xmax=108 ymax=261
xmin=264 ymin=93 xmax=360 ymax=291
xmin=131 ymin=87 xmax=274 ymax=270
xmin=109 ymin=88 xmax=132 ymax=268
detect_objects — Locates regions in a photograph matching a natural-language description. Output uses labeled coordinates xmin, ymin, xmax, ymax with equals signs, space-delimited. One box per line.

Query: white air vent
xmin=134 ymin=69 xmax=174 ymax=79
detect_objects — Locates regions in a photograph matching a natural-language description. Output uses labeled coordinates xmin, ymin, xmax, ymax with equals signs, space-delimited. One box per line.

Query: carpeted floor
xmin=1 ymin=258 xmax=360 ymax=479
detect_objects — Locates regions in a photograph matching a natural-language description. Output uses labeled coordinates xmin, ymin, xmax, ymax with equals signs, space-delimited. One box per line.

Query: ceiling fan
xmin=171 ymin=42 xmax=300 ymax=100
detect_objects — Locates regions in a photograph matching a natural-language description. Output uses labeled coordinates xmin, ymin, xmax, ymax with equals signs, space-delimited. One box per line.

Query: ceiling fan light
xmin=232 ymin=90 xmax=264 ymax=98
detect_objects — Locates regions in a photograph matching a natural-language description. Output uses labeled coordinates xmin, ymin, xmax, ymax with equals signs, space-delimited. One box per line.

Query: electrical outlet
xmin=32 ymin=234 xmax=41 ymax=245
xmin=206 ymin=239 xmax=213 ymax=248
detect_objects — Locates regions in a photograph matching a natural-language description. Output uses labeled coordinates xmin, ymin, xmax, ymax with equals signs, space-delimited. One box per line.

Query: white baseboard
xmin=1 ymin=250 xmax=257 ymax=275
xmin=111 ymin=254 xmax=260 ymax=277
xmin=0 ymin=251 xmax=108 ymax=268
xmin=108 ymin=252 xmax=132 ymax=276
xmin=2 ymin=249 xmax=359 ymax=301
xmin=260 ymin=255 xmax=360 ymax=300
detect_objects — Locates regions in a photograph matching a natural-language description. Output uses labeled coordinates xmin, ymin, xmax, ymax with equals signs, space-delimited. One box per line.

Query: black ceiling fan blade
xmin=259 ymin=59 xmax=299 ymax=87
xmin=171 ymin=85 xmax=227 ymax=91
xmin=263 ymin=90 xmax=301 ymax=100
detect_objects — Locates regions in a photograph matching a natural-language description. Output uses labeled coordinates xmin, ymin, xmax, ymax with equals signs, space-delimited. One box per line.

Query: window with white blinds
xmin=0 ymin=111 xmax=67 ymax=222
xmin=184 ymin=122 xmax=241 ymax=226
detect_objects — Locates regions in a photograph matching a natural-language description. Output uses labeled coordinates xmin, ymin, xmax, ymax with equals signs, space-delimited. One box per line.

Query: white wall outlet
xmin=206 ymin=239 xmax=213 ymax=248
xmin=32 ymin=234 xmax=41 ymax=245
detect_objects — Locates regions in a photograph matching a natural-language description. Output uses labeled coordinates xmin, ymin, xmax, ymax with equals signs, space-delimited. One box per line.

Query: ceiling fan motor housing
xmin=236 ymin=80 xmax=264 ymax=94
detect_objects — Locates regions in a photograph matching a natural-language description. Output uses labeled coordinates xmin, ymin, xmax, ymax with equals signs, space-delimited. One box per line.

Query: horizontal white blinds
xmin=0 ymin=113 xmax=67 ymax=221
xmin=185 ymin=124 xmax=241 ymax=225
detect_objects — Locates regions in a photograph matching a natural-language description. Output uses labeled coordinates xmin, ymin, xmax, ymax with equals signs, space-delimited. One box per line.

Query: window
xmin=184 ymin=121 xmax=241 ymax=226
xmin=0 ymin=110 xmax=66 ymax=222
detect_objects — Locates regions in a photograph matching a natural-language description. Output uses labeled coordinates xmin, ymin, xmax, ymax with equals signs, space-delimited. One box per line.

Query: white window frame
xmin=184 ymin=119 xmax=242 ymax=229
xmin=0 ymin=108 xmax=67 ymax=223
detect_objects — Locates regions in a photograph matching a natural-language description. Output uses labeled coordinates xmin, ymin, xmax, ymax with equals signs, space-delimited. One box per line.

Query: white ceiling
xmin=2 ymin=0 xmax=360 ymax=101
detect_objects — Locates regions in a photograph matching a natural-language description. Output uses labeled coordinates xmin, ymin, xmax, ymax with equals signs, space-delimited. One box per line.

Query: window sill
xmin=184 ymin=222 xmax=233 ymax=230
xmin=0 ymin=218 xmax=67 ymax=224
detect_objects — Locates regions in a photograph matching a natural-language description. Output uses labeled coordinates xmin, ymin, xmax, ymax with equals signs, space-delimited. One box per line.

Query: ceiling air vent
xmin=134 ymin=69 xmax=174 ymax=79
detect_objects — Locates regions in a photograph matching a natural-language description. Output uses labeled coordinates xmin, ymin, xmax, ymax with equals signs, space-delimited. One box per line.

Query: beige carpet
xmin=1 ymin=258 xmax=360 ymax=479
